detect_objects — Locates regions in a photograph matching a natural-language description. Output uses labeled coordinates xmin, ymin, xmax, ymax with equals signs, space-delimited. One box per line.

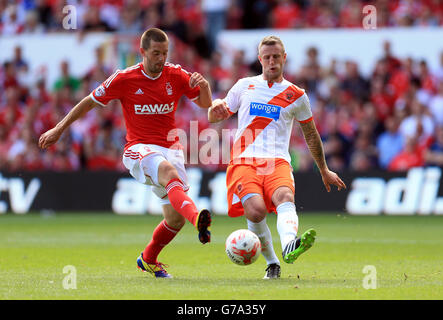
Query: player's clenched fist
xmin=189 ymin=72 xmax=209 ymax=88
xmin=38 ymin=127 xmax=63 ymax=149
xmin=208 ymin=98 xmax=230 ymax=123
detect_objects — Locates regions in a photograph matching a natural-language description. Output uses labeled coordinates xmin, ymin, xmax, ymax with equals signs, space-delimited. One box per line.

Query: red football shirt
xmin=90 ymin=62 xmax=200 ymax=149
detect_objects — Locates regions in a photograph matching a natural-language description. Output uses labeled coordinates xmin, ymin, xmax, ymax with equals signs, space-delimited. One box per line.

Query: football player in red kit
xmin=38 ymin=28 xmax=212 ymax=278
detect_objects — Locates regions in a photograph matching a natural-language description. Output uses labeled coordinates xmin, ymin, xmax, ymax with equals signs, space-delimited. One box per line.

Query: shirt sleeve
xmin=223 ymin=79 xmax=244 ymax=114
xmin=177 ymin=66 xmax=200 ymax=101
xmin=292 ymin=93 xmax=313 ymax=123
xmin=90 ymin=70 xmax=123 ymax=107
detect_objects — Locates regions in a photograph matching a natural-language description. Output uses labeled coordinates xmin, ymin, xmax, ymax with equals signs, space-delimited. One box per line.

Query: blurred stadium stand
xmin=1 ymin=0 xmax=443 ymax=175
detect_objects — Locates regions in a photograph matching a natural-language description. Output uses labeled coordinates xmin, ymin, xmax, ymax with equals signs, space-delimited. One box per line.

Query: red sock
xmin=165 ymin=178 xmax=199 ymax=226
xmin=142 ymin=220 xmax=181 ymax=264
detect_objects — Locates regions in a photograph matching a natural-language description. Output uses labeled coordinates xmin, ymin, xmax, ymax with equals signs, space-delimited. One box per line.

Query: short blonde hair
xmin=258 ymin=35 xmax=285 ymax=54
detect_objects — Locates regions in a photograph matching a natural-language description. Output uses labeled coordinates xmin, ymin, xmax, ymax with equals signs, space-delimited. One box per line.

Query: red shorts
xmin=226 ymin=158 xmax=295 ymax=217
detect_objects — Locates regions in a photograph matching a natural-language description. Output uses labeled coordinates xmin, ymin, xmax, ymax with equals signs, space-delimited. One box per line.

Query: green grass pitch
xmin=1 ymin=212 xmax=442 ymax=300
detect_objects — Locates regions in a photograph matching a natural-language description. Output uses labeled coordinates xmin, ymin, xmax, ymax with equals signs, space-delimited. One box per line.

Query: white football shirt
xmin=224 ymin=75 xmax=313 ymax=163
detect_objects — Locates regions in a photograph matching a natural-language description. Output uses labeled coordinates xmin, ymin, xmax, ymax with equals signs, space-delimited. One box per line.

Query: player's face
xmin=142 ymin=40 xmax=169 ymax=75
xmin=258 ymin=44 xmax=286 ymax=82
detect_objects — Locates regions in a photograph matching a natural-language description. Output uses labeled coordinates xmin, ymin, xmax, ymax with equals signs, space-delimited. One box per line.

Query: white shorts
xmin=122 ymin=143 xmax=189 ymax=205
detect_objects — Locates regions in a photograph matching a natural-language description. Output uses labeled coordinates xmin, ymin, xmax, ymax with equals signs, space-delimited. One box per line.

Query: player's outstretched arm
xmin=299 ymin=119 xmax=347 ymax=192
xmin=38 ymin=95 xmax=98 ymax=149
xmin=208 ymin=99 xmax=230 ymax=123
xmin=189 ymin=72 xmax=212 ymax=109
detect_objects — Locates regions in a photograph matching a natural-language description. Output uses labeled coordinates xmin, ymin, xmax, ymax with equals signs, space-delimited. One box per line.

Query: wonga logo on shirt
xmin=249 ymin=102 xmax=281 ymax=121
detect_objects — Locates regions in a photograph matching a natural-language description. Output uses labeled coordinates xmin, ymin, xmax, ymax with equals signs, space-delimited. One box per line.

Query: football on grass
xmin=225 ymin=229 xmax=261 ymax=266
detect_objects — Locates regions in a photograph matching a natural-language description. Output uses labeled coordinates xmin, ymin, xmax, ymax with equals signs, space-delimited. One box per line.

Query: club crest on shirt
xmin=166 ymin=82 xmax=173 ymax=95
xmin=95 ymin=85 xmax=106 ymax=97
xmin=285 ymin=90 xmax=296 ymax=102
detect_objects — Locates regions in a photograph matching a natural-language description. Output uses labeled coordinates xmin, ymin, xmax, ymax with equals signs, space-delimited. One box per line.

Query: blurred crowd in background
xmin=1 ymin=0 xmax=443 ymax=173
xmin=1 ymin=0 xmax=443 ymax=57
xmin=2 ymin=0 xmax=443 ymax=36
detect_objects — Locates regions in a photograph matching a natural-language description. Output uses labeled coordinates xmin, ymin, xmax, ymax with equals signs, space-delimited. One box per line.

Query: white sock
xmin=276 ymin=202 xmax=299 ymax=250
xmin=247 ymin=218 xmax=280 ymax=266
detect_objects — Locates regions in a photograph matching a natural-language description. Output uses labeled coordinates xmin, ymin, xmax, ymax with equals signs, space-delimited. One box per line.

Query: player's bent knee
xmin=158 ymin=161 xmax=180 ymax=186
xmin=272 ymin=187 xmax=295 ymax=206
xmin=243 ymin=196 xmax=267 ymax=223
xmin=244 ymin=206 xmax=267 ymax=223
xmin=278 ymin=192 xmax=294 ymax=205
xmin=246 ymin=211 xmax=267 ymax=223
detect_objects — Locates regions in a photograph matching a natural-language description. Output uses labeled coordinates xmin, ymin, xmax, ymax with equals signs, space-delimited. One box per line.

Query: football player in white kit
xmin=209 ymin=35 xmax=346 ymax=279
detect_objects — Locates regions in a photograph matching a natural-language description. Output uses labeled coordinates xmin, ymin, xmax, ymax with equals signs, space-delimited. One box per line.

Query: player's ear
xmin=139 ymin=47 xmax=146 ymax=56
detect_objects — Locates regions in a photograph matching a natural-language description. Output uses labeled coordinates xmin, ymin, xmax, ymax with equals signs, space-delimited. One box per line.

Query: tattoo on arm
xmin=299 ymin=120 xmax=327 ymax=171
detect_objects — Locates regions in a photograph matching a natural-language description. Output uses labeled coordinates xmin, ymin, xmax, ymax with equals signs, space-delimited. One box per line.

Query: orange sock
xmin=143 ymin=220 xmax=181 ymax=264
xmin=165 ymin=178 xmax=198 ymax=226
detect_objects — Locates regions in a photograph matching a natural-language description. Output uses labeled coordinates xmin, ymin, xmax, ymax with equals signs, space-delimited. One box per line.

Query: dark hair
xmin=140 ymin=28 xmax=168 ymax=50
